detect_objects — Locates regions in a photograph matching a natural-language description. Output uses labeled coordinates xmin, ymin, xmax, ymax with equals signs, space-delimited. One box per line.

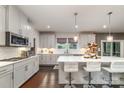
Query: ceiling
xmin=18 ymin=5 xmax=124 ymax=33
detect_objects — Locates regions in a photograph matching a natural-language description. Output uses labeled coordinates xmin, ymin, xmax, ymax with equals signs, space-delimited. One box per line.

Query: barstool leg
xmin=64 ymin=72 xmax=76 ymax=88
xmin=109 ymin=73 xmax=112 ymax=87
xmin=88 ymin=72 xmax=92 ymax=88
xmin=89 ymin=72 xmax=91 ymax=85
xmin=69 ymin=72 xmax=72 ymax=87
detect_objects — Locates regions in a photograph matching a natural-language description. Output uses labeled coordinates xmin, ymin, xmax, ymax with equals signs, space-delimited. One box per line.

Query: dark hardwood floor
xmin=21 ymin=66 xmax=119 ymax=88
xmin=21 ymin=66 xmax=64 ymax=88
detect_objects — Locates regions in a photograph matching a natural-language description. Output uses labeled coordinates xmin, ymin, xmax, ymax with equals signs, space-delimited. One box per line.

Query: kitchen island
xmin=57 ymin=56 xmax=124 ymax=85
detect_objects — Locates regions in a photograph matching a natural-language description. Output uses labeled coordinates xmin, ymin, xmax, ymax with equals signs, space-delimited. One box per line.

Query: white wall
xmin=0 ymin=47 xmax=21 ymax=60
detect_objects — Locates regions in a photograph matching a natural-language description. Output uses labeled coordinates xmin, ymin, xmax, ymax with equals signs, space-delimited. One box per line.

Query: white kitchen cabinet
xmin=33 ymin=56 xmax=39 ymax=73
xmin=79 ymin=33 xmax=96 ymax=48
xmin=39 ymin=33 xmax=55 ymax=48
xmin=14 ymin=65 xmax=25 ymax=88
xmin=25 ymin=61 xmax=34 ymax=81
xmin=0 ymin=6 xmax=6 ymax=45
xmin=14 ymin=56 xmax=39 ymax=88
xmin=29 ymin=28 xmax=35 ymax=47
xmin=25 ymin=56 xmax=39 ymax=80
xmin=0 ymin=6 xmax=5 ymax=32
xmin=0 ymin=65 xmax=13 ymax=88
xmin=39 ymin=54 xmax=58 ymax=65
xmin=6 ymin=6 xmax=21 ymax=34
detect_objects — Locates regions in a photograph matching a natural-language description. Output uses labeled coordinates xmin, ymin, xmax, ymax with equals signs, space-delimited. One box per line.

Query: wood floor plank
xmin=21 ymin=66 xmax=63 ymax=88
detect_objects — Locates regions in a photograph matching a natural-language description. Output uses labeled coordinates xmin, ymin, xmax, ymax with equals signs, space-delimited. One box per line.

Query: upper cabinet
xmin=0 ymin=6 xmax=6 ymax=45
xmin=39 ymin=32 xmax=55 ymax=48
xmin=6 ymin=6 xmax=30 ymax=36
xmin=6 ymin=6 xmax=21 ymax=34
xmin=0 ymin=6 xmax=5 ymax=32
xmin=79 ymin=33 xmax=96 ymax=48
xmin=0 ymin=5 xmax=39 ymax=47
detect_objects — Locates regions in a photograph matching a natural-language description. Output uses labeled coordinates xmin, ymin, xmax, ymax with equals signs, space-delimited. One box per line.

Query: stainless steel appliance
xmin=6 ymin=32 xmax=29 ymax=47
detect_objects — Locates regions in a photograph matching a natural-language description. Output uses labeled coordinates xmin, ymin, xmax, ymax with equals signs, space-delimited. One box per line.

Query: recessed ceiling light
xmin=103 ymin=25 xmax=107 ymax=29
xmin=47 ymin=25 xmax=51 ymax=29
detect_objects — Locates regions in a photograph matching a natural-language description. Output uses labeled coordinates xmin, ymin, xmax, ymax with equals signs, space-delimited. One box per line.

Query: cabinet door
xmin=49 ymin=55 xmax=55 ymax=65
xmin=39 ymin=35 xmax=44 ymax=48
xmin=39 ymin=55 xmax=46 ymax=64
xmin=14 ymin=66 xmax=25 ymax=88
xmin=0 ymin=72 xmax=13 ymax=88
xmin=48 ymin=34 xmax=55 ymax=48
xmin=33 ymin=56 xmax=39 ymax=73
xmin=0 ymin=6 xmax=5 ymax=45
xmin=25 ymin=62 xmax=34 ymax=80
xmin=39 ymin=33 xmax=55 ymax=48
xmin=0 ymin=6 xmax=5 ymax=32
xmin=8 ymin=6 xmax=20 ymax=34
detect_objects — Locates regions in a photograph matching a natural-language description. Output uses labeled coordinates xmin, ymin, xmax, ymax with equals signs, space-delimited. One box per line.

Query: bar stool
xmin=64 ymin=62 xmax=78 ymax=88
xmin=83 ymin=62 xmax=101 ymax=88
xmin=102 ymin=62 xmax=124 ymax=87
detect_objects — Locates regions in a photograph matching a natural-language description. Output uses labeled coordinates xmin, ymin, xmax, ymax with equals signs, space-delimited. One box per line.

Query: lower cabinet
xmin=14 ymin=56 xmax=39 ymax=88
xmin=14 ymin=65 xmax=25 ymax=88
xmin=0 ymin=56 xmax=39 ymax=88
xmin=39 ymin=54 xmax=58 ymax=65
xmin=0 ymin=65 xmax=13 ymax=88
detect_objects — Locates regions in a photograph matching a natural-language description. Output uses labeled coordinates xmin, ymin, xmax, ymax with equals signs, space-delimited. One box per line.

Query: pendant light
xmin=107 ymin=12 xmax=113 ymax=42
xmin=73 ymin=13 xmax=78 ymax=42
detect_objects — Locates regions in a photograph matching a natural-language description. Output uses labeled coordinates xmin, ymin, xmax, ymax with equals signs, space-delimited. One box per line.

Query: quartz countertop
xmin=0 ymin=55 xmax=39 ymax=68
xmin=57 ymin=56 xmax=124 ymax=63
xmin=0 ymin=62 xmax=15 ymax=67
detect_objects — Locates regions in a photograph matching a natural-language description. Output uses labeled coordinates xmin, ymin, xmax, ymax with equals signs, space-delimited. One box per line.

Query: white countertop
xmin=0 ymin=62 xmax=15 ymax=67
xmin=0 ymin=55 xmax=39 ymax=68
xmin=57 ymin=56 xmax=124 ymax=63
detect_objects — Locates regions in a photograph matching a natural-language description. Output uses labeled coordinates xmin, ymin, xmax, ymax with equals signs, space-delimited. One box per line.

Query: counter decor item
xmin=49 ymin=48 xmax=54 ymax=54
xmin=40 ymin=48 xmax=55 ymax=54
xmin=84 ymin=42 xmax=98 ymax=59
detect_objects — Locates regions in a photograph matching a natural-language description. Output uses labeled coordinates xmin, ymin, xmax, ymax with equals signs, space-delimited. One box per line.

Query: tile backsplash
xmin=0 ymin=47 xmax=21 ymax=60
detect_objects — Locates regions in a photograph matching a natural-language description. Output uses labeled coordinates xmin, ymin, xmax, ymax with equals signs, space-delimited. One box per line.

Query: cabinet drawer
xmin=0 ymin=65 xmax=13 ymax=75
xmin=14 ymin=60 xmax=28 ymax=68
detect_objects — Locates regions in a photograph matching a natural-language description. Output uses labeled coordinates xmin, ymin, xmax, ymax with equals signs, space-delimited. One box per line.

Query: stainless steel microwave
xmin=6 ymin=32 xmax=29 ymax=47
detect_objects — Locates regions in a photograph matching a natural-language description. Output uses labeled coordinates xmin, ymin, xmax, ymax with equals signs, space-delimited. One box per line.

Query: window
xmin=57 ymin=38 xmax=68 ymax=49
xmin=56 ymin=38 xmax=78 ymax=49
xmin=68 ymin=38 xmax=77 ymax=49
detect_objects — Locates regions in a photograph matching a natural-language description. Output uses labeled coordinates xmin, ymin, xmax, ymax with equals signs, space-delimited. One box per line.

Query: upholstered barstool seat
xmin=64 ymin=62 xmax=78 ymax=88
xmin=83 ymin=62 xmax=101 ymax=88
xmin=102 ymin=62 xmax=124 ymax=87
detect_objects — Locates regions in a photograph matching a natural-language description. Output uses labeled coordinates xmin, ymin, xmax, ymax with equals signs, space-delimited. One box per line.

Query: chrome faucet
xmin=64 ymin=48 xmax=69 ymax=54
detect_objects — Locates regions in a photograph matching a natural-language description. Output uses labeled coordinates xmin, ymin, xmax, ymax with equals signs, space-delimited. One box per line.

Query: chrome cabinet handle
xmin=25 ymin=66 xmax=28 ymax=71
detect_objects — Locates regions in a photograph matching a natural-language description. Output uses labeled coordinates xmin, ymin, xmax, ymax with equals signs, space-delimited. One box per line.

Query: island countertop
xmin=57 ymin=56 xmax=124 ymax=63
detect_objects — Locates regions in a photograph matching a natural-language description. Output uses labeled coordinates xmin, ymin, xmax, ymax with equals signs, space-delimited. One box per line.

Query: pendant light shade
xmin=107 ymin=35 xmax=113 ymax=42
xmin=73 ymin=13 xmax=78 ymax=42
xmin=107 ymin=12 xmax=113 ymax=42
xmin=74 ymin=36 xmax=78 ymax=42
